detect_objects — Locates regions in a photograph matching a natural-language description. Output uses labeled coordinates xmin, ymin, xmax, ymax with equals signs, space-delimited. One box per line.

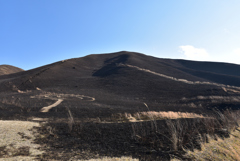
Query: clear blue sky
xmin=1 ymin=0 xmax=240 ymax=70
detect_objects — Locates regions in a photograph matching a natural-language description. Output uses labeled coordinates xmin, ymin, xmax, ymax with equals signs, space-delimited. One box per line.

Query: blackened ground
xmin=1 ymin=51 xmax=240 ymax=160
xmin=0 ymin=51 xmax=240 ymax=120
xmin=33 ymin=117 xmax=231 ymax=161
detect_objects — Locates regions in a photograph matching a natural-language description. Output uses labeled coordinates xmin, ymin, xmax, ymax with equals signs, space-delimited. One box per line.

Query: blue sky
xmin=1 ymin=0 xmax=240 ymax=70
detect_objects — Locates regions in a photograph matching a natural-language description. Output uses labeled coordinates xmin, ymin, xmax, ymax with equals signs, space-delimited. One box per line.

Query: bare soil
xmin=0 ymin=121 xmax=44 ymax=160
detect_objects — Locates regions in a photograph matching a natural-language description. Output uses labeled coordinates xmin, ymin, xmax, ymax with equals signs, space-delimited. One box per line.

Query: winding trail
xmin=39 ymin=99 xmax=63 ymax=112
xmin=30 ymin=92 xmax=95 ymax=113
xmin=121 ymin=64 xmax=240 ymax=92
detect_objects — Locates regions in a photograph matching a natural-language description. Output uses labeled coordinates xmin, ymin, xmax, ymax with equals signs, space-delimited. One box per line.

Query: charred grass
xmin=1 ymin=93 xmax=240 ymax=160
xmin=32 ymin=109 xmax=240 ymax=161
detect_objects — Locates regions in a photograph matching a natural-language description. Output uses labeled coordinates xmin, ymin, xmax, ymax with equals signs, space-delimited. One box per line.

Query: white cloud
xmin=233 ymin=48 xmax=240 ymax=55
xmin=179 ymin=45 xmax=209 ymax=61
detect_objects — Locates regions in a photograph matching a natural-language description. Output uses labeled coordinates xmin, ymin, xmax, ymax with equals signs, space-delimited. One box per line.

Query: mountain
xmin=1 ymin=51 xmax=240 ymax=119
xmin=0 ymin=65 xmax=24 ymax=76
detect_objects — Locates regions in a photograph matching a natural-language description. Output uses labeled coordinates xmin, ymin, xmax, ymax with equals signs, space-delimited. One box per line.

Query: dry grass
xmin=113 ymin=111 xmax=205 ymax=122
xmin=184 ymin=128 xmax=240 ymax=161
xmin=136 ymin=111 xmax=205 ymax=120
xmin=0 ymin=121 xmax=44 ymax=160
xmin=130 ymin=109 xmax=240 ymax=159
xmin=169 ymin=109 xmax=240 ymax=160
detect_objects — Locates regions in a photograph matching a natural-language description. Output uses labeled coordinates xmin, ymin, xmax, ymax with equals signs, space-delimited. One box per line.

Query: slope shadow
xmin=92 ymin=54 xmax=129 ymax=77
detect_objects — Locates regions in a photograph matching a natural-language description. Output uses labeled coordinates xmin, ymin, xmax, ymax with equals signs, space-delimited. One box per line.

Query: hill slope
xmin=0 ymin=65 xmax=24 ymax=76
xmin=0 ymin=51 xmax=240 ymax=120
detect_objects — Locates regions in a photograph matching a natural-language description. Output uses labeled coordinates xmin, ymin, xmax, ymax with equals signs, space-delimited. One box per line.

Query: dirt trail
xmin=222 ymin=87 xmax=240 ymax=94
xmin=32 ymin=92 xmax=95 ymax=113
xmin=40 ymin=99 xmax=63 ymax=112
xmin=122 ymin=64 xmax=240 ymax=91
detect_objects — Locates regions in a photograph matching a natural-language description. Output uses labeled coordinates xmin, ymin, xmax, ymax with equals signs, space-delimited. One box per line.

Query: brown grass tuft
xmin=184 ymin=128 xmax=240 ymax=161
xmin=113 ymin=111 xmax=206 ymax=123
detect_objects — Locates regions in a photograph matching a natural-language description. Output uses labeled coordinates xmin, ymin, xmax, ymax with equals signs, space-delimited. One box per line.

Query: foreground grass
xmin=0 ymin=108 xmax=234 ymax=160
xmin=183 ymin=128 xmax=240 ymax=161
xmin=32 ymin=108 xmax=240 ymax=160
